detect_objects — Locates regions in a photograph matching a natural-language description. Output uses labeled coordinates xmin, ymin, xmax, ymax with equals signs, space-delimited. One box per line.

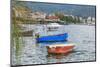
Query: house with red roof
xmin=46 ymin=14 xmax=60 ymax=21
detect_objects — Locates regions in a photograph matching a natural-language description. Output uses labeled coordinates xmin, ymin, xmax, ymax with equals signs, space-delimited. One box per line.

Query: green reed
xmin=12 ymin=7 xmax=23 ymax=64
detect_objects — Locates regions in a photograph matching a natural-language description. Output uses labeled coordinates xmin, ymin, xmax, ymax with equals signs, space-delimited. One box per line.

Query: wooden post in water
xmin=33 ymin=26 xmax=40 ymax=47
xmin=33 ymin=28 xmax=36 ymax=47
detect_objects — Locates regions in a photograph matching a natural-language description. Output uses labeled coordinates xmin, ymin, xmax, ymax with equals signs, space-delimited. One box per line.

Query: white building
xmin=30 ymin=12 xmax=46 ymax=20
xmin=87 ymin=16 xmax=92 ymax=24
xmin=87 ymin=16 xmax=95 ymax=25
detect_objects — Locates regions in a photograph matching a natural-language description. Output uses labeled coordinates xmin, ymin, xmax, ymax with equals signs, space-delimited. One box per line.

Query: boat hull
xmin=36 ymin=33 xmax=68 ymax=42
xmin=46 ymin=44 xmax=74 ymax=54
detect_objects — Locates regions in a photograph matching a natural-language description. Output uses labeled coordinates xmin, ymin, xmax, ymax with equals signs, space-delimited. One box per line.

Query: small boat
xmin=34 ymin=23 xmax=68 ymax=42
xmin=46 ymin=43 xmax=75 ymax=54
xmin=47 ymin=23 xmax=63 ymax=31
xmin=36 ymin=33 xmax=68 ymax=42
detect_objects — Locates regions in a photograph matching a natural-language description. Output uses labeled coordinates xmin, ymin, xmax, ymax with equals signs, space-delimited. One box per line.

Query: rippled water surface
xmin=11 ymin=24 xmax=96 ymax=65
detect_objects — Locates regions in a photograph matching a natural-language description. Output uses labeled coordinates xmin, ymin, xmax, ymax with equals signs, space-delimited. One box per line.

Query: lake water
xmin=11 ymin=24 xmax=96 ymax=65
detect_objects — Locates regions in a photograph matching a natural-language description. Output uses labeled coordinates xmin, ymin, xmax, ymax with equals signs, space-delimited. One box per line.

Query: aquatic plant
xmin=12 ymin=0 xmax=36 ymax=64
xmin=11 ymin=0 xmax=28 ymax=64
xmin=12 ymin=6 xmax=21 ymax=65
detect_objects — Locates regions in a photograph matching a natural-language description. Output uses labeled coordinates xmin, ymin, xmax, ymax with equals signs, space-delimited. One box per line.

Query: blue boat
xmin=36 ymin=33 xmax=68 ymax=42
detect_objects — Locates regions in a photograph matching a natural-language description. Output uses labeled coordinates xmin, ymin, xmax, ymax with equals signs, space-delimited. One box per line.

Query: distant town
xmin=12 ymin=1 xmax=96 ymax=25
xmin=13 ymin=9 xmax=95 ymax=25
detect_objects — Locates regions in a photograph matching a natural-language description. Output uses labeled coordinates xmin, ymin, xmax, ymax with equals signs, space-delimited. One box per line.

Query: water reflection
xmin=47 ymin=52 xmax=72 ymax=59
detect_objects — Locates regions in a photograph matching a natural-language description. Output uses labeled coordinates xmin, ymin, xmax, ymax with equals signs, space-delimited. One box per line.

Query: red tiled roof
xmin=46 ymin=16 xmax=59 ymax=19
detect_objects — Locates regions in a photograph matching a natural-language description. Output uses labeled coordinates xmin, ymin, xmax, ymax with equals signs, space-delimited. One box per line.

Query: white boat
xmin=46 ymin=23 xmax=63 ymax=31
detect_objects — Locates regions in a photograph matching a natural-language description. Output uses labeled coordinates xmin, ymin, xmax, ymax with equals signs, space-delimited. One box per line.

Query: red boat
xmin=46 ymin=43 xmax=75 ymax=54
